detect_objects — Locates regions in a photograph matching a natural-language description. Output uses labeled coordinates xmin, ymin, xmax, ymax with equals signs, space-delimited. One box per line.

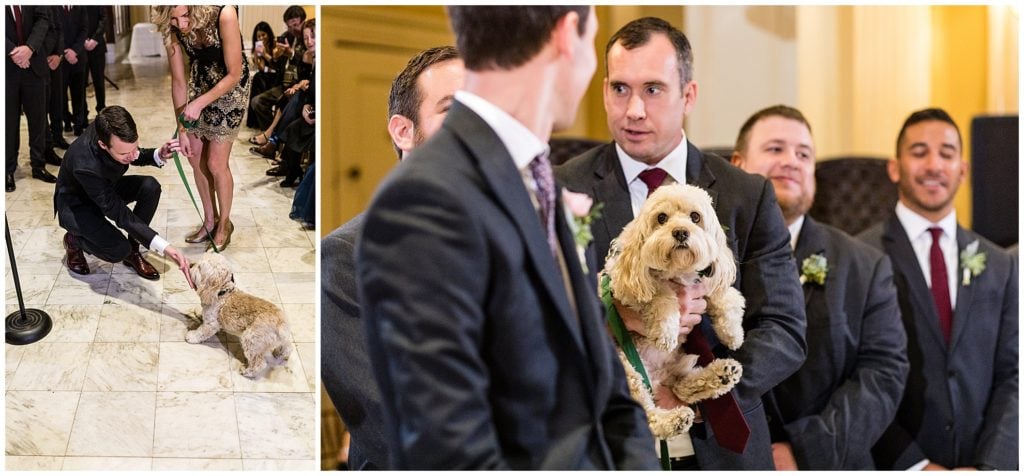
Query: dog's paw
xmin=713 ymin=358 xmax=743 ymax=386
xmin=648 ymin=405 xmax=695 ymax=439
xmin=185 ymin=330 xmax=203 ymax=344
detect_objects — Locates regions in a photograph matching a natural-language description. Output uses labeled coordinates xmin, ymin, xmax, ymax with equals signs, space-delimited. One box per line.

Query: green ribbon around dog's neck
xmin=601 ymin=274 xmax=671 ymax=470
xmin=172 ymin=113 xmax=218 ymax=253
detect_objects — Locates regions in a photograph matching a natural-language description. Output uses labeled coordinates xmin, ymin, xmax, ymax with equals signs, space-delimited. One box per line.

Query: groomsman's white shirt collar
xmin=615 ymin=132 xmax=689 ymax=218
xmin=895 ymin=201 xmax=959 ymax=306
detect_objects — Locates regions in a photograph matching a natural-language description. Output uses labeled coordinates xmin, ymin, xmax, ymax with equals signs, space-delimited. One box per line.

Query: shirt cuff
xmin=149 ymin=235 xmax=169 ymax=256
xmin=153 ymin=149 xmax=165 ymax=167
xmin=908 ymin=459 xmax=930 ymax=471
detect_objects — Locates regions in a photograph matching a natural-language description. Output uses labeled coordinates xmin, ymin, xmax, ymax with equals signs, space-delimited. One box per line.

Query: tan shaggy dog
xmin=604 ymin=183 xmax=746 ymax=439
xmin=187 ymin=253 xmax=293 ymax=378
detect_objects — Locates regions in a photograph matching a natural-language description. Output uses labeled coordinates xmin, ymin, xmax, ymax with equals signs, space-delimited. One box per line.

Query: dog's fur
xmin=187 ymin=253 xmax=293 ymax=378
xmin=604 ymin=183 xmax=746 ymax=439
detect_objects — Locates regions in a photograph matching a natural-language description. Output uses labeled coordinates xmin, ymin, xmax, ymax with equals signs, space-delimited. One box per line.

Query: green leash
xmin=172 ymin=113 xmax=218 ymax=253
xmin=601 ymin=274 xmax=672 ymax=470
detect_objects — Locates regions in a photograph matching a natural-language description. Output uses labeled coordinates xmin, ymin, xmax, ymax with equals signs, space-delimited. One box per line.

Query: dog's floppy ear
xmin=704 ymin=203 xmax=737 ymax=295
xmin=608 ymin=217 xmax=657 ymax=304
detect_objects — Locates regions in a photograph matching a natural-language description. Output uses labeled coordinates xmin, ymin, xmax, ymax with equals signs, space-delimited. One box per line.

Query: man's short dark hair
xmin=95 ymin=106 xmax=139 ymax=145
xmin=283 ymin=6 xmax=306 ymax=23
xmin=447 ymin=6 xmax=590 ymax=71
xmin=606 ymin=17 xmax=694 ymax=90
xmin=735 ymin=105 xmax=812 ymax=155
xmin=386 ymin=46 xmax=460 ymax=157
xmin=895 ymin=107 xmax=962 ymax=157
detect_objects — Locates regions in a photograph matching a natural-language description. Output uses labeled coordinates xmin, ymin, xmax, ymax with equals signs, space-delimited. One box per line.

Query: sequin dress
xmin=174 ymin=6 xmax=250 ymax=142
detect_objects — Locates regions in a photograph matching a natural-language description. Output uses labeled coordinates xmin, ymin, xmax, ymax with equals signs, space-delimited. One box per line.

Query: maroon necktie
xmin=13 ymin=6 xmax=24 ymax=44
xmin=639 ymin=167 xmax=751 ymax=454
xmin=928 ymin=227 xmax=953 ymax=345
xmin=528 ymin=152 xmax=558 ymax=259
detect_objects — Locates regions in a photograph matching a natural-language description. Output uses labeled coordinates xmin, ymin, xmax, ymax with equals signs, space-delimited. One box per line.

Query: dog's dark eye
xmin=657 ymin=212 xmax=668 ymax=225
xmin=690 ymin=212 xmax=701 ymax=224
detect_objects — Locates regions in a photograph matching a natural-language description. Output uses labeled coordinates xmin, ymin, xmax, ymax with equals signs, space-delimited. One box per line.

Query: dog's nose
xmin=673 ymin=229 xmax=689 ymax=243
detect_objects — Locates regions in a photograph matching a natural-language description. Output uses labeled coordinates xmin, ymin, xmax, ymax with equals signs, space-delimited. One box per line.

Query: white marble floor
xmin=4 ymin=61 xmax=317 ymax=471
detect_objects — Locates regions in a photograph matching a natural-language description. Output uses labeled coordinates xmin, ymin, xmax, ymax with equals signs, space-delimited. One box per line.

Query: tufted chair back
xmin=808 ymin=157 xmax=897 ymax=236
xmin=548 ymin=137 xmax=606 ymax=166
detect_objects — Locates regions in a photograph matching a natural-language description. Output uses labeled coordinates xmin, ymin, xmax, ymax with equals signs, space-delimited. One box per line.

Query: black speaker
xmin=970 ymin=115 xmax=1018 ymax=248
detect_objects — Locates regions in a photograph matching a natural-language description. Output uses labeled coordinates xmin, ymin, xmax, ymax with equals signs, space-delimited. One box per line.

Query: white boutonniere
xmin=959 ymin=240 xmax=986 ymax=286
xmin=562 ymin=190 xmax=604 ymax=274
xmin=799 ymin=253 xmax=828 ymax=286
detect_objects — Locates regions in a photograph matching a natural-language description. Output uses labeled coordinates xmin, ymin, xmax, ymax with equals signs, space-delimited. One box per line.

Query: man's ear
xmin=887 ymin=157 xmax=900 ymax=184
xmin=682 ymin=80 xmax=698 ymax=116
xmin=730 ymin=151 xmax=744 ymax=167
xmin=551 ymin=9 xmax=581 ymax=59
xmin=387 ymin=114 xmax=416 ymax=156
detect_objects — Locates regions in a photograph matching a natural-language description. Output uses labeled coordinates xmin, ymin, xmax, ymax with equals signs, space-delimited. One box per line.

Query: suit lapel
xmin=591 ymin=145 xmax=633 ymax=256
xmin=882 ymin=215 xmax=948 ymax=350
xmin=446 ymin=103 xmax=585 ymax=353
xmin=795 ymin=217 xmax=827 ymax=307
xmin=554 ymin=197 xmax=601 ymax=390
xmin=949 ymin=226 xmax=974 ymax=351
xmin=684 ymin=142 xmax=720 ymax=210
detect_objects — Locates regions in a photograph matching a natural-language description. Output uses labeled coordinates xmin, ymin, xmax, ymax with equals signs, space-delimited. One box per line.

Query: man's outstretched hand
xmin=164 ymin=245 xmax=193 ymax=289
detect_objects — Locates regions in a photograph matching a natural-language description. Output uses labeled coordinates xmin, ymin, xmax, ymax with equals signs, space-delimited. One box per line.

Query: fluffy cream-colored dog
xmin=604 ymin=183 xmax=746 ymax=439
xmin=187 ymin=252 xmax=293 ymax=378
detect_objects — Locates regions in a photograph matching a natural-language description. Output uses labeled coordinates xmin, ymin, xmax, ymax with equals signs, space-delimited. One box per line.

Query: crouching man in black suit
xmin=54 ymin=105 xmax=190 ymax=280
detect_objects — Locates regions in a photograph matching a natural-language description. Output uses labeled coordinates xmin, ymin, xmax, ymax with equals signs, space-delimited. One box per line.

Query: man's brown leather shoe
xmin=123 ymin=251 xmax=160 ymax=280
xmin=63 ymin=233 xmax=90 ymax=275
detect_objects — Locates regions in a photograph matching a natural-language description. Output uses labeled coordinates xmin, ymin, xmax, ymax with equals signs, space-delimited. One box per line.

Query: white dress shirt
xmin=788 ymin=214 xmax=805 ymax=251
xmin=616 ymin=133 xmax=690 ymax=217
xmin=894 ymin=201 xmax=959 ymax=307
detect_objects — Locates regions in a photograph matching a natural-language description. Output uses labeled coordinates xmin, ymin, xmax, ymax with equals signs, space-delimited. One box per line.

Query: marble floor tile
xmin=153 ymin=392 xmax=240 ymax=458
xmin=220 ymin=247 xmax=272 ymax=273
xmin=8 ymin=342 xmax=92 ymax=391
xmin=61 ymin=457 xmax=153 ymax=470
xmin=105 ymin=273 xmax=164 ymax=306
xmin=4 ymin=391 xmax=81 ymax=456
xmin=295 ymin=342 xmax=316 ymax=391
xmin=157 ymin=341 xmax=233 ymax=392
xmin=228 ymin=344 xmax=308 ymax=393
xmin=83 ymin=343 xmax=160 ymax=392
xmin=242 ymin=458 xmax=319 ymax=470
xmin=233 ymin=272 xmax=281 ymax=303
xmin=5 ymin=344 xmax=28 ymax=388
xmin=275 ymin=272 xmax=315 ymax=304
xmin=257 ymin=224 xmax=311 ymax=248
xmin=283 ymin=303 xmax=315 ymax=342
xmin=5 ymin=455 xmax=65 ymax=470
xmin=5 ymin=273 xmax=57 ymax=307
xmin=235 ymin=393 xmax=316 ymax=460
xmin=151 ymin=457 xmax=244 ymax=470
xmin=66 ymin=391 xmax=156 ymax=457
xmin=157 ymin=303 xmax=202 ymax=342
xmin=9 ymin=246 xmax=67 ymax=275
xmin=265 ymin=248 xmax=315 ymax=273
xmin=94 ymin=301 xmax=162 ymax=342
xmin=43 ymin=305 xmax=103 ymax=342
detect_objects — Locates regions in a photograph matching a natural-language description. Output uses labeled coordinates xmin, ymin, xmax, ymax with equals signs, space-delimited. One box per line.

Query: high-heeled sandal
xmin=247 ymin=132 xmax=268 ymax=146
xmin=185 ymin=220 xmax=218 ymax=243
xmin=209 ymin=219 xmax=234 ymax=251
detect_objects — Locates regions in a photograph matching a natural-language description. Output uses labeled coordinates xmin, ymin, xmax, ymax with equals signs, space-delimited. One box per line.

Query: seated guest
xmin=246 ymin=21 xmax=284 ymax=131
xmin=731 ymin=105 xmax=909 ymax=469
xmin=859 ymin=108 xmax=1018 ymax=470
xmin=268 ymin=18 xmax=315 ymax=187
xmin=248 ymin=6 xmax=306 ymax=135
xmin=321 ymin=44 xmax=464 ymax=470
xmin=249 ymin=41 xmax=312 ymax=161
xmin=55 ymin=105 xmax=190 ymax=280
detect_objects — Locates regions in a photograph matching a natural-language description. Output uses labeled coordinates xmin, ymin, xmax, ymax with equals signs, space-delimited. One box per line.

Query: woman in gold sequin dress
xmin=153 ymin=5 xmax=250 ymax=250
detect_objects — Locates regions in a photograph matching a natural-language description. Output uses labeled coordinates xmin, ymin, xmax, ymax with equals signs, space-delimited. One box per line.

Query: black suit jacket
xmin=357 ymin=102 xmax=658 ymax=470
xmin=321 ymin=212 xmax=389 ymax=470
xmin=53 ymin=125 xmax=161 ymax=247
xmin=860 ymin=215 xmax=1018 ymax=470
xmin=83 ymin=6 xmax=106 ymax=54
xmin=56 ymin=5 xmax=86 ymax=70
xmin=765 ymin=216 xmax=908 ymax=469
xmin=5 ymin=6 xmax=50 ymax=78
xmin=556 ymin=142 xmax=807 ymax=469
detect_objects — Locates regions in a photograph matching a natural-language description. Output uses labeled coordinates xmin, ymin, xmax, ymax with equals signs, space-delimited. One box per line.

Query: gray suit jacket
xmin=357 ymin=102 xmax=658 ymax=470
xmin=555 ymin=142 xmax=807 ymax=469
xmin=860 ymin=215 xmax=1018 ymax=470
xmin=765 ymin=216 xmax=908 ymax=469
xmin=321 ymin=212 xmax=388 ymax=470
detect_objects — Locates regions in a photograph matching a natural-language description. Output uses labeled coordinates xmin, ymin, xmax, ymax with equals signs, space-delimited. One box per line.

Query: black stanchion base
xmin=6 ymin=308 xmax=53 ymax=345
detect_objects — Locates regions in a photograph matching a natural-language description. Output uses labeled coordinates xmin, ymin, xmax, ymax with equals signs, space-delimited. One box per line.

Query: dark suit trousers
xmin=6 ymin=68 xmax=48 ymax=173
xmin=64 ymin=62 xmax=88 ymax=128
xmin=69 ymin=175 xmax=161 ymax=262
xmin=47 ymin=65 xmax=65 ymax=146
xmin=86 ymin=49 xmax=106 ymax=115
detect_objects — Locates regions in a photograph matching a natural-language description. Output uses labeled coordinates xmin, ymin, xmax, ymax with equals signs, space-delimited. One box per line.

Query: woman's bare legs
xmin=185 ymin=133 xmax=217 ymax=238
xmin=205 ymin=139 xmax=235 ymax=247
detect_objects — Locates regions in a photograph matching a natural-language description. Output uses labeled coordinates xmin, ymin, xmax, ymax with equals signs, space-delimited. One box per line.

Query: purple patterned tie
xmin=528 ymin=152 xmax=558 ymax=258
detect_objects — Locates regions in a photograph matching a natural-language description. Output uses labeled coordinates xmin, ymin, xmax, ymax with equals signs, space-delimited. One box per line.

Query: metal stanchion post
xmin=5 ymin=215 xmax=52 ymax=345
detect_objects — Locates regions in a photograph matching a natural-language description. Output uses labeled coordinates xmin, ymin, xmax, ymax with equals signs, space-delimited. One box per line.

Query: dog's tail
xmin=273 ymin=321 xmax=294 ymax=360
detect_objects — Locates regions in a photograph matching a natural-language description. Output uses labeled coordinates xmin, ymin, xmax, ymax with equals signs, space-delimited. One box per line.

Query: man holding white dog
xmin=556 ymin=17 xmax=806 ymax=470
xmin=55 ymin=105 xmax=190 ymax=280
xmin=731 ymin=105 xmax=909 ymax=469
